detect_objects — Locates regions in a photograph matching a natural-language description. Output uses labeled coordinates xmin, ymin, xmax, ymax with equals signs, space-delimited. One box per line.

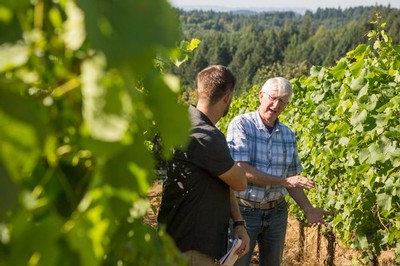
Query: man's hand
xmin=234 ymin=225 xmax=250 ymax=257
xmin=304 ymin=207 xmax=332 ymax=226
xmin=283 ymin=175 xmax=315 ymax=189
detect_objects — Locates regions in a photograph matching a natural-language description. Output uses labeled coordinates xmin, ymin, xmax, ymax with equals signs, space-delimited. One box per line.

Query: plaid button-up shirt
xmin=226 ymin=109 xmax=303 ymax=203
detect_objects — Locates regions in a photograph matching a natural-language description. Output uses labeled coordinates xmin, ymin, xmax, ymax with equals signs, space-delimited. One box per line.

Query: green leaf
xmin=348 ymin=44 xmax=368 ymax=60
xmin=361 ymin=143 xmax=385 ymax=164
xmin=62 ymin=1 xmax=86 ymax=51
xmin=187 ymin=38 xmax=201 ymax=51
xmin=77 ymin=0 xmax=179 ymax=70
xmin=146 ymin=73 xmax=191 ymax=159
xmin=338 ymin=137 xmax=349 ymax=146
xmin=0 ymin=110 xmax=42 ymax=181
xmin=81 ymin=53 xmax=131 ymax=142
xmin=357 ymin=83 xmax=369 ymax=98
xmin=66 ymin=210 xmax=100 ymax=266
xmin=10 ymin=211 xmax=63 ymax=266
xmin=0 ymin=5 xmax=13 ymax=23
xmin=337 ymin=121 xmax=351 ymax=135
xmin=326 ymin=122 xmax=337 ymax=132
xmin=350 ymin=70 xmax=366 ymax=92
xmin=376 ymin=192 xmax=392 ymax=212
xmin=350 ymin=60 xmax=365 ymax=77
xmin=331 ymin=59 xmax=347 ymax=80
xmin=100 ymin=135 xmax=154 ymax=198
xmin=349 ymin=109 xmax=368 ymax=126
xmin=0 ymin=43 xmax=30 ymax=72
xmin=0 ymin=163 xmax=19 ymax=218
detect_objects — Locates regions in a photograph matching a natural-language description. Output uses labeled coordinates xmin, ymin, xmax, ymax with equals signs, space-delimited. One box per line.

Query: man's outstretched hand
xmin=304 ymin=207 xmax=332 ymax=226
xmin=284 ymin=175 xmax=316 ymax=189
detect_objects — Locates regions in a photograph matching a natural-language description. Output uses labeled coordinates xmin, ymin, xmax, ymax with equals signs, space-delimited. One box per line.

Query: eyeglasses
xmin=262 ymin=92 xmax=289 ymax=106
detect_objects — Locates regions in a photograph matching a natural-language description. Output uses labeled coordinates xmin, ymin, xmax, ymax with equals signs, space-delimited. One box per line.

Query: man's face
xmin=258 ymin=88 xmax=289 ymax=126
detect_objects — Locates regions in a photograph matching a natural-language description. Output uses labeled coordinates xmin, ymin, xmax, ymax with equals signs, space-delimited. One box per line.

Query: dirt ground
xmin=145 ymin=182 xmax=396 ymax=266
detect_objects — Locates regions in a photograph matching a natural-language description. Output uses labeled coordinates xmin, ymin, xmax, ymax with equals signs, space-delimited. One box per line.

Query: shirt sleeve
xmin=226 ymin=116 xmax=251 ymax=162
xmin=193 ymin=133 xmax=235 ymax=177
xmin=286 ymin=138 xmax=303 ymax=176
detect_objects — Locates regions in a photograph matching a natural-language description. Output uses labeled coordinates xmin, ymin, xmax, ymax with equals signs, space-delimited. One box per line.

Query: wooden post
xmin=323 ymin=228 xmax=335 ymax=266
xmin=296 ymin=221 xmax=305 ymax=262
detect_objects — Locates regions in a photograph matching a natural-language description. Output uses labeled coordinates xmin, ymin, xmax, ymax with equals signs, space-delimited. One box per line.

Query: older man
xmin=227 ymin=77 xmax=330 ymax=266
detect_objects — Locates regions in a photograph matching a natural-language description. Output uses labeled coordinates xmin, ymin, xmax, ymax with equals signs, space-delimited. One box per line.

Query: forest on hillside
xmin=171 ymin=5 xmax=400 ymax=92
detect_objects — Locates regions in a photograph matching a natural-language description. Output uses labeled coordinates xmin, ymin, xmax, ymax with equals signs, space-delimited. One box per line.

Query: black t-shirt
xmin=158 ymin=105 xmax=235 ymax=260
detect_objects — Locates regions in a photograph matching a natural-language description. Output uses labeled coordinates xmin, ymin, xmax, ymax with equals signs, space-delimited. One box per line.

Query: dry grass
xmin=277 ymin=215 xmax=395 ymax=266
xmin=145 ymin=182 xmax=396 ymax=266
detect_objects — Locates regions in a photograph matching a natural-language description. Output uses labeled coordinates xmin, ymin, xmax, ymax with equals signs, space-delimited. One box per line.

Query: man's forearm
xmin=237 ymin=162 xmax=315 ymax=189
xmin=230 ymin=189 xmax=243 ymax=221
xmin=287 ymin=187 xmax=313 ymax=211
xmin=237 ymin=161 xmax=285 ymax=186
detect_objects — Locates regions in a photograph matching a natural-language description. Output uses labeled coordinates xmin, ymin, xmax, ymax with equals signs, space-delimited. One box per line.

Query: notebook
xmin=219 ymin=238 xmax=242 ymax=266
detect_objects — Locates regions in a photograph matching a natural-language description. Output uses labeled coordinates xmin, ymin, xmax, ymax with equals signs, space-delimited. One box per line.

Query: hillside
xmin=172 ymin=6 xmax=400 ymax=92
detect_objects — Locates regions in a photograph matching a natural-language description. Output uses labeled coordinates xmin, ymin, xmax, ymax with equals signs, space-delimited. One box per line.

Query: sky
xmin=169 ymin=0 xmax=400 ymax=11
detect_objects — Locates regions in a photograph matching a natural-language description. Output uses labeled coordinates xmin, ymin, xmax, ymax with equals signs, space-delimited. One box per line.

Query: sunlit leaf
xmin=374 ymin=39 xmax=382 ymax=50
xmin=348 ymin=43 xmax=368 ymax=61
xmin=331 ymin=60 xmax=346 ymax=79
xmin=338 ymin=137 xmax=349 ymax=146
xmin=187 ymin=38 xmax=201 ymax=51
xmin=77 ymin=0 xmax=179 ymax=70
xmin=81 ymin=53 xmax=131 ymax=142
xmin=0 ymin=5 xmax=13 ymax=22
xmin=0 ymin=43 xmax=29 ymax=72
xmin=326 ymin=122 xmax=337 ymax=132
xmin=99 ymin=134 xmax=154 ymax=199
xmin=350 ymin=71 xmax=366 ymax=92
xmin=376 ymin=192 xmax=392 ymax=212
xmin=363 ymin=143 xmax=385 ymax=164
xmin=349 ymin=109 xmax=367 ymax=126
xmin=66 ymin=211 xmax=100 ymax=266
xmin=350 ymin=60 xmax=365 ymax=77
xmin=163 ymin=74 xmax=180 ymax=94
xmin=63 ymin=0 xmax=86 ymax=51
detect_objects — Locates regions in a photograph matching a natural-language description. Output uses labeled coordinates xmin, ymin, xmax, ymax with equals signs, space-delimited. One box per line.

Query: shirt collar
xmin=255 ymin=109 xmax=280 ymax=132
xmin=189 ymin=104 xmax=214 ymax=127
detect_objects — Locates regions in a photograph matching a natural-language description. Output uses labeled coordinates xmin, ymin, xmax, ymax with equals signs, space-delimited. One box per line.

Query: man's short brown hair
xmin=197 ymin=65 xmax=236 ymax=105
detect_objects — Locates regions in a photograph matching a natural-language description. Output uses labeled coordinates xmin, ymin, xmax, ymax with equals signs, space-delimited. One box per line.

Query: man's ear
xmin=259 ymin=90 xmax=264 ymax=102
xmin=224 ymin=90 xmax=233 ymax=104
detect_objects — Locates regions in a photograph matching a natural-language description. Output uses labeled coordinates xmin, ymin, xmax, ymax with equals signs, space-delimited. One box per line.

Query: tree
xmin=253 ymin=61 xmax=308 ymax=85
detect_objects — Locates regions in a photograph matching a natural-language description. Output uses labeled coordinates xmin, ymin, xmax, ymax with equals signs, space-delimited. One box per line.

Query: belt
xmin=237 ymin=197 xmax=285 ymax=210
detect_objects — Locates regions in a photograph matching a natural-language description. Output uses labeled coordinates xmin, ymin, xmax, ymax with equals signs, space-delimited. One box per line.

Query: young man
xmin=158 ymin=65 xmax=250 ymax=265
xmin=227 ymin=77 xmax=330 ymax=266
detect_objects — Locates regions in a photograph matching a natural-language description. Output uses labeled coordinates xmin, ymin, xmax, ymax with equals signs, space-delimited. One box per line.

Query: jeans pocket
xmin=239 ymin=205 xmax=253 ymax=215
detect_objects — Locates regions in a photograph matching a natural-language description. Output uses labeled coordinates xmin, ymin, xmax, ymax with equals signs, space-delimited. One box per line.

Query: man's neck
xmin=196 ymin=102 xmax=221 ymax=125
xmin=258 ymin=109 xmax=277 ymax=127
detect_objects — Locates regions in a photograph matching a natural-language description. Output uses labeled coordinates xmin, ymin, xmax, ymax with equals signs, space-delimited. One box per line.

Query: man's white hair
xmin=261 ymin=77 xmax=293 ymax=101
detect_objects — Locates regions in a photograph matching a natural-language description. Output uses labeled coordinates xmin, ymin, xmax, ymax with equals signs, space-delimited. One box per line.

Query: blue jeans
xmin=232 ymin=200 xmax=288 ymax=266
